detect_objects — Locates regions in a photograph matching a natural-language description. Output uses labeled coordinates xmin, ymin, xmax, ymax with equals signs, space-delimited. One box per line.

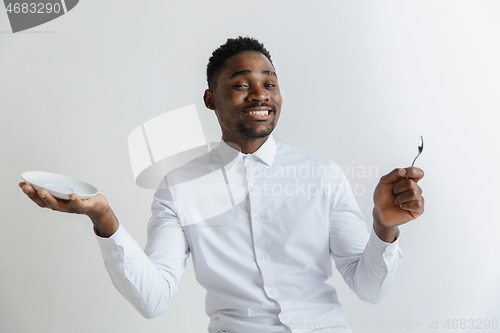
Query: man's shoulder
xmin=163 ymin=148 xmax=217 ymax=185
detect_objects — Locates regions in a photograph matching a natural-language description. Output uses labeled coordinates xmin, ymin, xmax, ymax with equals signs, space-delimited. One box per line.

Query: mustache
xmin=238 ymin=102 xmax=276 ymax=113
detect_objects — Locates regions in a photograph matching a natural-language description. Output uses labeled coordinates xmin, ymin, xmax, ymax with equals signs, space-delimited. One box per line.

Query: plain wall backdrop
xmin=1 ymin=1 xmax=499 ymax=332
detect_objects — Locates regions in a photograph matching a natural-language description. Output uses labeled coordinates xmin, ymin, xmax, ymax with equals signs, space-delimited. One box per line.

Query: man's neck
xmin=222 ymin=135 xmax=269 ymax=154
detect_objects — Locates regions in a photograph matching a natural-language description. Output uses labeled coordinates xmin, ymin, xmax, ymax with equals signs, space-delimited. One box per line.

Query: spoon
xmin=411 ymin=135 xmax=424 ymax=167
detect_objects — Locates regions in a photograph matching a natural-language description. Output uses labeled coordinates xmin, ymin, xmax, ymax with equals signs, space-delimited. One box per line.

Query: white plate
xmin=21 ymin=171 xmax=99 ymax=200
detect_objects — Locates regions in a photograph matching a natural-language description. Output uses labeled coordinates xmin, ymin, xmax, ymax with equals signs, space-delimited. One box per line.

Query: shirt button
xmin=384 ymin=252 xmax=390 ymax=257
xmin=125 ymin=278 xmax=130 ymax=282
xmin=249 ymin=179 xmax=255 ymax=184
xmin=254 ymin=216 xmax=260 ymax=221
xmin=260 ymin=254 xmax=266 ymax=260
xmin=114 ymin=246 xmax=121 ymax=251
xmin=269 ymin=290 xmax=275 ymax=295
xmin=283 ymin=314 xmax=289 ymax=320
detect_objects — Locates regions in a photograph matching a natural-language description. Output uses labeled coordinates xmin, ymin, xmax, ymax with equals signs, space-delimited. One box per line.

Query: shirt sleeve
xmin=328 ymin=163 xmax=403 ymax=304
xmin=95 ymin=177 xmax=191 ymax=318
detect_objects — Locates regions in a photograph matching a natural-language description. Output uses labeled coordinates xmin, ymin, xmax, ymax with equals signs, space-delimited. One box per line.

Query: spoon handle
xmin=411 ymin=153 xmax=420 ymax=167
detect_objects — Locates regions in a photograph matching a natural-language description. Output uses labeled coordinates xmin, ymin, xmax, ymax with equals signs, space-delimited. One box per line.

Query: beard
xmin=234 ymin=101 xmax=278 ymax=139
xmin=235 ymin=116 xmax=277 ymax=139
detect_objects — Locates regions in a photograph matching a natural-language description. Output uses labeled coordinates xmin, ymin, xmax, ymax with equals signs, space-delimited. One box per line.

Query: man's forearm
xmin=89 ymin=207 xmax=119 ymax=238
xmin=372 ymin=208 xmax=399 ymax=243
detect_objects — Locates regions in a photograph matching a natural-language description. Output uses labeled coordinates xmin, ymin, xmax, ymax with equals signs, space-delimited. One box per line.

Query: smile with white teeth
xmin=246 ymin=110 xmax=270 ymax=115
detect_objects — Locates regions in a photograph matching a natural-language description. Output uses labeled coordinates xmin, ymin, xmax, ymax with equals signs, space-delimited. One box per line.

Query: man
xmin=19 ymin=37 xmax=424 ymax=333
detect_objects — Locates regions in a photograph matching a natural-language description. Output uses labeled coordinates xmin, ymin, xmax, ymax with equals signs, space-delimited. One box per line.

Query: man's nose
xmin=247 ymin=86 xmax=269 ymax=102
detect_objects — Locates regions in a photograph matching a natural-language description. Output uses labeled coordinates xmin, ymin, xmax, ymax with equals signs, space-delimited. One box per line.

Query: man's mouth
xmin=244 ymin=110 xmax=272 ymax=115
xmin=241 ymin=106 xmax=273 ymax=116
xmin=241 ymin=107 xmax=273 ymax=120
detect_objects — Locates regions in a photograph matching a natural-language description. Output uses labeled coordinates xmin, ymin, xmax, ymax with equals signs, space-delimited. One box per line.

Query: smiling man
xmin=204 ymin=47 xmax=282 ymax=153
xmin=19 ymin=37 xmax=425 ymax=333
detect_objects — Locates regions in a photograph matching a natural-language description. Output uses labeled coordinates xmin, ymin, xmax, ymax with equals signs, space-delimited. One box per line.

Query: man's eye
xmin=235 ymin=84 xmax=248 ymax=88
xmin=265 ymin=83 xmax=276 ymax=88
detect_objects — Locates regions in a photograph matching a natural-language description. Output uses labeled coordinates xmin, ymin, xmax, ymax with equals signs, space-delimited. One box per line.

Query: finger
xmin=379 ymin=168 xmax=408 ymax=184
xmin=380 ymin=167 xmax=425 ymax=184
xmin=20 ymin=183 xmax=48 ymax=208
xmin=38 ymin=188 xmax=73 ymax=212
xmin=405 ymin=167 xmax=425 ymax=182
xmin=399 ymin=198 xmax=424 ymax=215
xmin=394 ymin=188 xmax=422 ymax=206
xmin=393 ymin=179 xmax=423 ymax=196
xmin=68 ymin=193 xmax=86 ymax=213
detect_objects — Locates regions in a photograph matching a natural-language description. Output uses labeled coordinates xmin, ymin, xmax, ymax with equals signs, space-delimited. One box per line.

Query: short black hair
xmin=206 ymin=36 xmax=274 ymax=90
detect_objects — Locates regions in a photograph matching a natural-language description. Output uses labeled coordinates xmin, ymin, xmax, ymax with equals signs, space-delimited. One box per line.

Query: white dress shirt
xmin=96 ymin=134 xmax=402 ymax=333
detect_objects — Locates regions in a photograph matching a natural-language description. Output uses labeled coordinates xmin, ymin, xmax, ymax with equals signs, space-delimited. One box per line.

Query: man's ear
xmin=203 ymin=89 xmax=216 ymax=111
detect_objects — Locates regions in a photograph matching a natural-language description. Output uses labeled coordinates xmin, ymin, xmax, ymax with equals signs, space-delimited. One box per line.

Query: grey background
xmin=1 ymin=1 xmax=499 ymax=332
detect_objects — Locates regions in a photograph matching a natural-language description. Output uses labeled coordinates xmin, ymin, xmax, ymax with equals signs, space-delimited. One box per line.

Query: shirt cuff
xmin=95 ymin=221 xmax=140 ymax=262
xmin=365 ymin=227 xmax=402 ymax=266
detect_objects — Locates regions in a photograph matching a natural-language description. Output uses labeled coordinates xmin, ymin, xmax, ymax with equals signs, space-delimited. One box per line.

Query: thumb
xmin=69 ymin=193 xmax=86 ymax=211
xmin=380 ymin=168 xmax=407 ymax=184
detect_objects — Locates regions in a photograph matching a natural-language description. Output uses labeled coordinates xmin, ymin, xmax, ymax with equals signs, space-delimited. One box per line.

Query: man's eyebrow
xmin=230 ymin=70 xmax=278 ymax=79
xmin=263 ymin=70 xmax=278 ymax=77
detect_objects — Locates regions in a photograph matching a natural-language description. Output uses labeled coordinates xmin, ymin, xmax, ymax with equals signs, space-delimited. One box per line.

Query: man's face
xmin=204 ymin=51 xmax=282 ymax=145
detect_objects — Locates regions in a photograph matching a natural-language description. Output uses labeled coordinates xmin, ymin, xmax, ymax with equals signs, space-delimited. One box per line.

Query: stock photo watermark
xmin=3 ymin=0 xmax=79 ymax=33
xmin=289 ymin=318 xmax=499 ymax=331
xmin=339 ymin=161 xmax=380 ymax=197
xmin=248 ymin=160 xmax=379 ymax=199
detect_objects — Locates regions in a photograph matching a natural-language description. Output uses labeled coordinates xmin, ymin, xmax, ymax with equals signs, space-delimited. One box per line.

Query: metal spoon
xmin=411 ymin=135 xmax=424 ymax=167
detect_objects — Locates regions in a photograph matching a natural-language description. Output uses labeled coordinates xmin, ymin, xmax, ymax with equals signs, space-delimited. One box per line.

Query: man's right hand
xmin=19 ymin=182 xmax=119 ymax=237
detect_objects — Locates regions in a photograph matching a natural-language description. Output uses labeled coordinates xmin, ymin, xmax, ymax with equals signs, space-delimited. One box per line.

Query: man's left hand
xmin=372 ymin=167 xmax=425 ymax=241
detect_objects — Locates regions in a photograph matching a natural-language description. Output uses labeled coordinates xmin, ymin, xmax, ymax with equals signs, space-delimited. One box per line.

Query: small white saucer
xmin=21 ymin=171 xmax=99 ymax=200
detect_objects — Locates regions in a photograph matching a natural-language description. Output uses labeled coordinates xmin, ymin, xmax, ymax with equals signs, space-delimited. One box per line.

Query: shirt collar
xmin=219 ymin=133 xmax=277 ymax=171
